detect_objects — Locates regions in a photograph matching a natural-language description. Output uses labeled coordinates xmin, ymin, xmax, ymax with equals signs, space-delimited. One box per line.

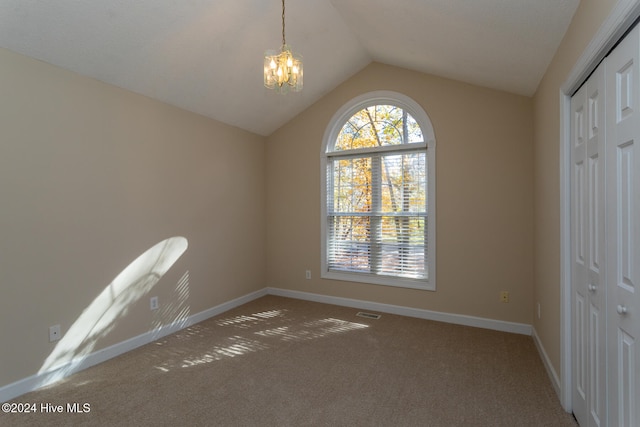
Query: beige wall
xmin=532 ymin=0 xmax=617 ymax=377
xmin=266 ymin=62 xmax=534 ymax=324
xmin=0 ymin=48 xmax=266 ymax=387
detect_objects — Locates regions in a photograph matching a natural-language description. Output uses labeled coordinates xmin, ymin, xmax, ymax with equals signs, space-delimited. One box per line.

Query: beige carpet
xmin=1 ymin=295 xmax=577 ymax=426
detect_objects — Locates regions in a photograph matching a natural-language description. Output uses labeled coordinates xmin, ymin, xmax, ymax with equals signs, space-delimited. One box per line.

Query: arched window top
xmin=323 ymin=91 xmax=435 ymax=155
xmin=334 ymin=104 xmax=423 ymax=151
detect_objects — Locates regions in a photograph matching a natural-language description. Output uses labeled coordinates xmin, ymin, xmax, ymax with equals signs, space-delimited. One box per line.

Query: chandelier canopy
xmin=264 ymin=0 xmax=303 ymax=93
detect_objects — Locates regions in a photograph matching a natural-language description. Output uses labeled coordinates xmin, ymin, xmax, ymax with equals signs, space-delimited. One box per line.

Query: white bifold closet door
xmin=571 ymin=56 xmax=606 ymax=427
xmin=571 ymin=23 xmax=640 ymax=427
xmin=605 ymin=23 xmax=640 ymax=427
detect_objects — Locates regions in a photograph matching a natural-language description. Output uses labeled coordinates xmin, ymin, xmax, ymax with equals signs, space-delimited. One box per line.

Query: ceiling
xmin=0 ymin=0 xmax=580 ymax=136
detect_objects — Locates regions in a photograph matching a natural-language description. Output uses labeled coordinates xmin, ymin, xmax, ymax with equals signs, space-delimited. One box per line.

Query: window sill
xmin=321 ymin=270 xmax=435 ymax=291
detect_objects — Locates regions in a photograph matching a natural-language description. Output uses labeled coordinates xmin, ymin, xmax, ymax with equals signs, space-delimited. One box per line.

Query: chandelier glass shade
xmin=264 ymin=45 xmax=303 ymax=93
xmin=264 ymin=0 xmax=303 ymax=93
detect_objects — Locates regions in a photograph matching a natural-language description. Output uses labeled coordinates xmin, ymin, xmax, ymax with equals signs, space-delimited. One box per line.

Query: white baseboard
xmin=266 ymin=287 xmax=532 ymax=335
xmin=0 ymin=288 xmax=267 ymax=403
xmin=532 ymin=326 xmax=561 ymax=398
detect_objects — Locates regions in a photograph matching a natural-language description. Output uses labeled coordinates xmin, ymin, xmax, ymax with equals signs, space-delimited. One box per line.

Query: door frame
xmin=559 ymin=0 xmax=640 ymax=411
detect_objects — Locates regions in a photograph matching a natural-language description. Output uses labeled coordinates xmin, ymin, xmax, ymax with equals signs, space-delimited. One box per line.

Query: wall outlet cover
xmin=49 ymin=324 xmax=61 ymax=342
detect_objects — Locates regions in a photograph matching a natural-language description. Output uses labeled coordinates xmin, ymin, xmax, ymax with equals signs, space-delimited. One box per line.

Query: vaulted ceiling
xmin=0 ymin=0 xmax=580 ymax=136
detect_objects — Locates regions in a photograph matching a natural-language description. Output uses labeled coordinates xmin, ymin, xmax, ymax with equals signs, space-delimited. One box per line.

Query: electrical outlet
xmin=305 ymin=270 xmax=311 ymax=280
xmin=49 ymin=324 xmax=61 ymax=342
xmin=537 ymin=302 xmax=541 ymax=319
xmin=500 ymin=291 xmax=509 ymax=303
xmin=150 ymin=296 xmax=159 ymax=311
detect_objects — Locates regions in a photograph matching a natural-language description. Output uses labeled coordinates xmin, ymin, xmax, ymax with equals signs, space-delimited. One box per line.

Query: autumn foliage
xmin=327 ymin=105 xmax=427 ymax=279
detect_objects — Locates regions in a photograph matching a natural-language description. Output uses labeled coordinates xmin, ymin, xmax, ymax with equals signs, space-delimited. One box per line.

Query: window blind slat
xmin=327 ymin=147 xmax=427 ymax=280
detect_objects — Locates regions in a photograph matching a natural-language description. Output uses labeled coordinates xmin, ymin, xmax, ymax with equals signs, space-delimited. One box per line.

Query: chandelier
xmin=264 ymin=0 xmax=303 ymax=93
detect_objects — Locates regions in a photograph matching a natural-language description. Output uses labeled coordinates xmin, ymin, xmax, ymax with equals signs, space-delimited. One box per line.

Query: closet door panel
xmin=606 ymin=24 xmax=640 ymax=427
xmin=572 ymin=61 xmax=607 ymax=427
xmin=586 ymin=65 xmax=607 ymax=427
xmin=571 ymin=83 xmax=589 ymax=425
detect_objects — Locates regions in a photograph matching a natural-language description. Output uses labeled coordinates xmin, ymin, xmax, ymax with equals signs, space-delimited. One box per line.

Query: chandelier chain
xmin=281 ymin=0 xmax=286 ymax=46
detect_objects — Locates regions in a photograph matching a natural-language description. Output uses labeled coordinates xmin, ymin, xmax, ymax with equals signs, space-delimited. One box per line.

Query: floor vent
xmin=356 ymin=312 xmax=381 ymax=320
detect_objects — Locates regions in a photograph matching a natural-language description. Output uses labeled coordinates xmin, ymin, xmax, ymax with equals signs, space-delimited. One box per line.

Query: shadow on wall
xmin=37 ymin=236 xmax=189 ymax=386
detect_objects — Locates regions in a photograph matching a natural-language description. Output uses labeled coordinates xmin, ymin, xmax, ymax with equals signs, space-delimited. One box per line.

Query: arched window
xmin=321 ymin=91 xmax=436 ymax=290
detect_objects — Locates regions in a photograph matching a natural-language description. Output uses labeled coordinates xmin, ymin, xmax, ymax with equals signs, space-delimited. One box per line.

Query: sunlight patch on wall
xmin=151 ymin=270 xmax=191 ymax=340
xmin=37 ymin=236 xmax=188 ymax=385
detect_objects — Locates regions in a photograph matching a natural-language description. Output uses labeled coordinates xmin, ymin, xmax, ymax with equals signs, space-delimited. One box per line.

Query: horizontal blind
xmin=327 ymin=150 xmax=427 ymax=279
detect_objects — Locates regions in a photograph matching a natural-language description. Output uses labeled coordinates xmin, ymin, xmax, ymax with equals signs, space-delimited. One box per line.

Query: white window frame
xmin=320 ymin=91 xmax=436 ymax=290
